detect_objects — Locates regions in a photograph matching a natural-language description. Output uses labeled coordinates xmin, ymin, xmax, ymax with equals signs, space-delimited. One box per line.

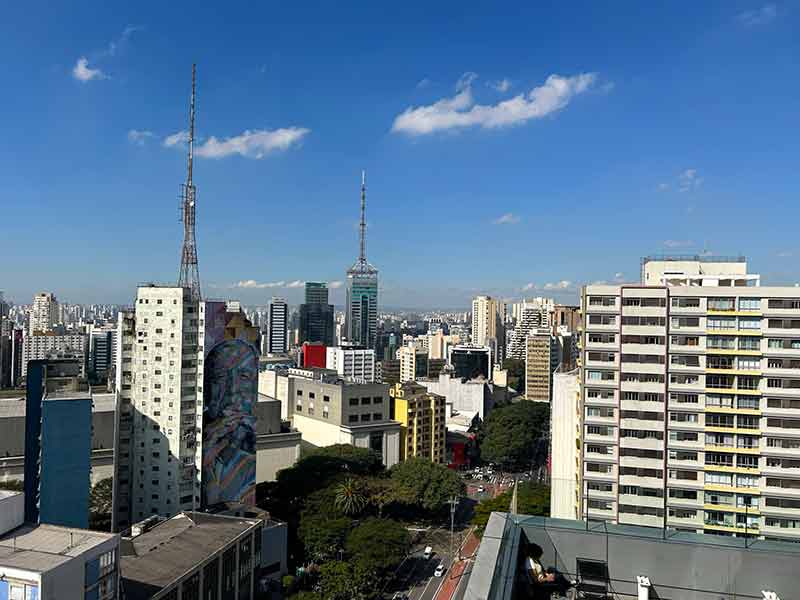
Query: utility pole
xmin=510 ymin=477 xmax=519 ymax=515
xmin=449 ymin=496 xmax=458 ymax=561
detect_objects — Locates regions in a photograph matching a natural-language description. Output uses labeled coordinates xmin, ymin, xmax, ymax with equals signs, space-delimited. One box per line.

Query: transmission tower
xmin=178 ymin=63 xmax=202 ymax=300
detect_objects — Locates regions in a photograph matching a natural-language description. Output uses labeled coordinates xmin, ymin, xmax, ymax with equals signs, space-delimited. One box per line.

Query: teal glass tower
xmin=345 ymin=172 xmax=379 ymax=348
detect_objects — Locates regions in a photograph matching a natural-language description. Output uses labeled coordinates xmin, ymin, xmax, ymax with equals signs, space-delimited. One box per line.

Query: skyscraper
xmin=299 ymin=282 xmax=334 ymax=346
xmin=266 ymin=297 xmax=289 ymax=354
xmin=345 ymin=172 xmax=379 ymax=349
xmin=471 ymin=295 xmax=498 ymax=347
xmin=29 ymin=292 xmax=58 ymax=335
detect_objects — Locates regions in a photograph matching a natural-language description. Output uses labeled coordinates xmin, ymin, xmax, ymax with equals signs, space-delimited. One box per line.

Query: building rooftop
xmin=642 ymin=254 xmax=747 ymax=263
xmin=0 ymin=392 xmax=115 ymax=418
xmin=121 ymin=512 xmax=261 ymax=600
xmin=466 ymin=513 xmax=797 ymax=600
xmin=0 ymin=522 xmax=117 ymax=573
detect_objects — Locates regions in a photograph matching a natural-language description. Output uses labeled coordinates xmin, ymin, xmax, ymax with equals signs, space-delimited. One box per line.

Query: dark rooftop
xmin=121 ymin=512 xmax=261 ymax=600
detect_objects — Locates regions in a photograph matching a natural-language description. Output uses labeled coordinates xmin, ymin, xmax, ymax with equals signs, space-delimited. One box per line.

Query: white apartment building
xmin=113 ymin=286 xmax=204 ymax=531
xmin=397 ymin=345 xmax=416 ymax=383
xmin=326 ymin=346 xmax=375 ymax=383
xmin=471 ymin=295 xmax=498 ymax=348
xmin=266 ymin=297 xmax=288 ymax=354
xmin=550 ymin=369 xmax=581 ymax=519
xmin=29 ymin=292 xmax=58 ymax=334
xmin=508 ymin=298 xmax=554 ymax=360
xmin=21 ymin=331 xmax=87 ymax=377
xmin=580 ymin=256 xmax=800 ymax=542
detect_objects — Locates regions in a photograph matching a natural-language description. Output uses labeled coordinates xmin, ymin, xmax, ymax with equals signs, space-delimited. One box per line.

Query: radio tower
xmin=178 ymin=64 xmax=202 ymax=300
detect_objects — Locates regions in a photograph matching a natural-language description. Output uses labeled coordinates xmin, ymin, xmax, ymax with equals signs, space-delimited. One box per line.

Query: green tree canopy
xmin=345 ymin=518 xmax=411 ymax=575
xmin=298 ymin=487 xmax=350 ymax=562
xmin=389 ymin=457 xmax=465 ymax=514
xmin=317 ymin=560 xmax=372 ymax=600
xmin=334 ymin=477 xmax=368 ymax=516
xmin=502 ymin=358 xmax=525 ymax=393
xmin=470 ymin=482 xmax=550 ymax=537
xmin=480 ymin=402 xmax=549 ymax=468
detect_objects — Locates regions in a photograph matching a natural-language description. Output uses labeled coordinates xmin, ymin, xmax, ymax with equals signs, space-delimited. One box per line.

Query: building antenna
xmin=178 ymin=64 xmax=202 ymax=301
xmin=359 ymin=170 xmax=367 ymax=264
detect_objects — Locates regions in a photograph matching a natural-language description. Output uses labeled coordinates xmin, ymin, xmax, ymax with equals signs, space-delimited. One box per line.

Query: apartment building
xmin=326 ymin=345 xmax=375 ymax=383
xmin=21 ymin=330 xmax=87 ymax=378
xmin=29 ymin=292 xmax=58 ymax=334
xmin=289 ymin=368 xmax=400 ymax=466
xmin=580 ymin=256 xmax=800 ymax=542
xmin=525 ymin=328 xmax=559 ymax=402
xmin=266 ymin=297 xmax=288 ymax=355
xmin=390 ymin=381 xmax=447 ymax=464
xmin=397 ymin=345 xmax=416 ymax=383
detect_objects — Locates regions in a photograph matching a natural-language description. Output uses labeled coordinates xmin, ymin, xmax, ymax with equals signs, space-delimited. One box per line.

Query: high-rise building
xmin=397 ymin=345 xmax=416 ymax=383
xmin=24 ymin=359 xmax=92 ymax=528
xmin=579 ymin=255 xmax=800 ymax=541
xmin=301 ymin=341 xmax=327 ymax=368
xmin=266 ymin=297 xmax=289 ymax=355
xmin=550 ymin=368 xmax=581 ymax=520
xmin=29 ymin=292 xmax=58 ymax=335
xmin=525 ymin=328 xmax=559 ymax=402
xmin=507 ymin=297 xmax=554 ymax=360
xmin=390 ymin=381 xmax=447 ymax=463
xmin=113 ymin=288 xmax=260 ymax=531
xmin=471 ymin=296 xmax=498 ymax=348
xmin=21 ymin=330 xmax=87 ymax=378
xmin=345 ymin=172 xmax=379 ymax=348
xmin=326 ymin=345 xmax=375 ymax=383
xmin=299 ymin=282 xmax=334 ymax=347
xmin=88 ymin=324 xmax=117 ymax=384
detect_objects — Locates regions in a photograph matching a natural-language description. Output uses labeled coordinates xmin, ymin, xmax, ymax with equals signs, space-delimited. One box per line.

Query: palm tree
xmin=334 ymin=478 xmax=367 ymax=516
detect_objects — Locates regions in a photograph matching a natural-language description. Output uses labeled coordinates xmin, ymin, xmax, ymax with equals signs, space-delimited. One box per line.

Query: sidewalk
xmin=434 ymin=531 xmax=480 ymax=600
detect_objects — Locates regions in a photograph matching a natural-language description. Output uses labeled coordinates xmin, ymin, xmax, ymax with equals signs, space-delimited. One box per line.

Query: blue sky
xmin=1 ymin=2 xmax=798 ymax=308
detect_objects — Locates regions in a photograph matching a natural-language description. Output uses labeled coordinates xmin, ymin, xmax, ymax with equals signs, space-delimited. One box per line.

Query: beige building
xmin=390 ymin=382 xmax=447 ymax=464
xmin=579 ymin=256 xmax=800 ymax=542
xmin=289 ymin=368 xmax=400 ymax=467
xmin=550 ymin=369 xmax=581 ymax=519
xmin=29 ymin=292 xmax=58 ymax=335
xmin=525 ymin=328 xmax=558 ymax=402
xmin=397 ymin=345 xmax=416 ymax=383
xmin=471 ymin=295 xmax=498 ymax=347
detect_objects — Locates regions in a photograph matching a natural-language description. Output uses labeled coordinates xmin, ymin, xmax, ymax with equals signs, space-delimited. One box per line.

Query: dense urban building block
xmin=266 ymin=297 xmax=289 ymax=354
xmin=390 ymin=381 xmax=447 ymax=463
xmin=449 ymin=344 xmax=491 ymax=380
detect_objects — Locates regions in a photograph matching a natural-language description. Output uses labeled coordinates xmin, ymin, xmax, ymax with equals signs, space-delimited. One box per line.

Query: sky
xmin=1 ymin=2 xmax=799 ymax=309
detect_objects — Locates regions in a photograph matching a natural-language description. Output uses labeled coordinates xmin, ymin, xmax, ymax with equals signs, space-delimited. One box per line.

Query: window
xmin=705 ymin=472 xmax=733 ymax=486
xmin=671 ymin=354 xmax=700 ymax=367
xmin=586 ymin=425 xmax=613 ymax=436
xmin=586 ymin=444 xmax=611 ymax=455
xmin=622 ymin=353 xmax=664 ymax=364
xmin=588 ymin=314 xmax=616 ymax=325
xmin=373 ymin=396 xmax=383 ymax=404
xmin=738 ymin=298 xmax=760 ymax=311
xmin=620 ymin=429 xmax=663 ymax=440
xmin=768 ymin=298 xmax=800 ymax=310
xmin=706 ymin=394 xmax=734 ymax=408
xmin=669 ymin=431 xmax=698 ymax=442
xmin=349 ymin=398 xmax=359 ymax=406
xmin=586 ymin=463 xmax=613 ymax=474
xmin=587 ymin=370 xmax=615 ymax=382
xmin=587 ymin=407 xmax=615 ymax=418
xmin=670 ymin=412 xmax=699 ymax=423
xmin=587 ymin=482 xmax=613 ymax=492
xmin=737 ymin=474 xmax=759 ymax=488
xmin=622 ymin=316 xmax=665 ymax=326
xmin=360 ymin=414 xmax=371 ymax=422
xmin=671 ymin=335 xmax=699 ymax=346
xmin=708 ymin=297 xmax=735 ymax=311
xmin=707 ymin=317 xmax=736 ymax=330
xmin=671 ymin=316 xmax=700 ymax=328
xmin=348 ymin=415 xmax=358 ymax=423
xmin=622 ymin=297 xmax=665 ymax=307
xmin=738 ymin=357 xmax=760 ymax=370
xmin=670 ymin=373 xmax=700 ymax=385
xmin=669 ymin=450 xmax=698 ymax=461
xmin=588 ymin=500 xmax=613 ymax=510
xmin=672 ymin=297 xmax=700 ymax=308
xmin=589 ymin=296 xmax=616 ymax=307
xmin=738 ymin=396 xmax=759 ymax=409
xmin=739 ymin=337 xmax=760 ymax=350
xmin=739 ymin=317 xmax=761 ymax=330
xmin=707 ymin=336 xmax=735 ymax=350
xmin=670 ymin=392 xmax=698 ymax=404
xmin=361 ymin=397 xmax=371 ymax=405
xmin=297 ymin=389 xmax=303 ymax=397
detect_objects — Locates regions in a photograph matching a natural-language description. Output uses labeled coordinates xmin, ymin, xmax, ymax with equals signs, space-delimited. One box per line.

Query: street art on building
xmin=202 ymin=302 xmax=260 ymax=506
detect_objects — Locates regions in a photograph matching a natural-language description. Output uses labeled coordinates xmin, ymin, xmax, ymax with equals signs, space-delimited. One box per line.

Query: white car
xmin=478 ymin=486 xmax=485 ymax=493
xmin=423 ymin=546 xmax=433 ymax=559
xmin=434 ymin=564 xmax=446 ymax=577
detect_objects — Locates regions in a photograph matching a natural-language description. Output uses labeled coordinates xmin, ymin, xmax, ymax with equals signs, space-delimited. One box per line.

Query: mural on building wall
xmin=202 ymin=302 xmax=260 ymax=506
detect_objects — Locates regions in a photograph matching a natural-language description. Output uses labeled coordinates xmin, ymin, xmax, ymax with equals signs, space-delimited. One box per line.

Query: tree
xmin=298 ymin=511 xmax=350 ymax=563
xmin=471 ymin=491 xmax=512 ymax=538
xmin=363 ymin=477 xmax=414 ymax=518
xmin=389 ymin=458 xmax=465 ymax=515
xmin=480 ymin=402 xmax=550 ymax=469
xmin=0 ymin=480 xmax=23 ymax=492
xmin=502 ymin=358 xmax=525 ymax=393
xmin=89 ymin=477 xmax=114 ymax=532
xmin=517 ymin=482 xmax=550 ymax=516
xmin=317 ymin=560 xmax=372 ymax=600
xmin=345 ymin=518 xmax=410 ymax=575
xmin=334 ymin=478 xmax=367 ymax=516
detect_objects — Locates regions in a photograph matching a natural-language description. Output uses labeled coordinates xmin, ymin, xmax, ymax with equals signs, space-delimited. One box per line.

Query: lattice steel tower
xmin=178 ymin=63 xmax=202 ymax=300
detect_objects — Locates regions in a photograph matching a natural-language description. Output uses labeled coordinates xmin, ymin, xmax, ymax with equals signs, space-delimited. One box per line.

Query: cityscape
xmin=1 ymin=4 xmax=798 ymax=600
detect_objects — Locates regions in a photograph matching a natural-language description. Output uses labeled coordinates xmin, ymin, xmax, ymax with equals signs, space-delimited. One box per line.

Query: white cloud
xmin=492 ymin=212 xmax=520 ymax=225
xmin=678 ymin=168 xmax=703 ymax=192
xmin=657 ymin=183 xmax=670 ymax=192
xmin=543 ymin=280 xmax=573 ymax=290
xmin=127 ymin=129 xmax=154 ymax=145
xmin=614 ymin=272 xmax=624 ymax=280
xmin=194 ymin=127 xmax=310 ymax=159
xmin=328 ymin=280 xmax=344 ymax=289
xmin=777 ymin=251 xmax=793 ymax=258
xmin=233 ymin=280 xmax=293 ymax=289
xmin=163 ymin=130 xmax=189 ymax=147
xmin=416 ymin=78 xmax=431 ymax=89
xmin=72 ymin=57 xmax=106 ymax=82
xmin=489 ymin=78 xmax=512 ymax=92
xmin=663 ymin=239 xmax=694 ymax=249
xmin=391 ymin=72 xmax=598 ymax=136
xmin=285 ymin=280 xmax=305 ymax=288
xmin=107 ymin=25 xmax=140 ymax=56
xmin=737 ymin=4 xmax=777 ymax=26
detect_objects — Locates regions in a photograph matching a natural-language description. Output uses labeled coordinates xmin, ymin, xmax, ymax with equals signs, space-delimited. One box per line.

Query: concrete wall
xmin=550 ymin=371 xmax=579 ymax=519
xmin=256 ymin=432 xmax=301 ymax=482
xmin=0 ymin=491 xmax=24 ymax=534
xmin=418 ymin=374 xmax=491 ymax=419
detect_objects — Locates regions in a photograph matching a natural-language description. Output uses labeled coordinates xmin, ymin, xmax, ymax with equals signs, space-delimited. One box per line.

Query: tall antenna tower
xmin=178 ymin=64 xmax=202 ymax=300
xmin=358 ymin=170 xmax=367 ymax=265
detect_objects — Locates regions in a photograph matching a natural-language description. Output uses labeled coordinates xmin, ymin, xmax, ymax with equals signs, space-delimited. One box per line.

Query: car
xmin=392 ymin=593 xmax=409 ymax=600
xmin=434 ymin=564 xmax=446 ymax=577
xmin=423 ymin=546 xmax=433 ymax=559
xmin=478 ymin=486 xmax=485 ymax=493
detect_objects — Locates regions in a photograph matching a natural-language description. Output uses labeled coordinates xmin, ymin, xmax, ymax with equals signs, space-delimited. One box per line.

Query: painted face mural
xmin=202 ymin=339 xmax=257 ymax=506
